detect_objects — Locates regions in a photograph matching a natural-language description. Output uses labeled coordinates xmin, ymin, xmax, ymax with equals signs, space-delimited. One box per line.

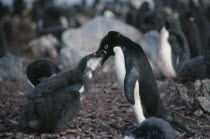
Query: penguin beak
xmin=94 ymin=50 xmax=109 ymax=65
xmin=101 ymin=55 xmax=110 ymax=65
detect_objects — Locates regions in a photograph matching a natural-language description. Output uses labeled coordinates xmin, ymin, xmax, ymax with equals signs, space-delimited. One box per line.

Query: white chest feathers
xmin=157 ymin=27 xmax=177 ymax=78
xmin=113 ymin=47 xmax=145 ymax=124
xmin=113 ymin=47 xmax=126 ymax=89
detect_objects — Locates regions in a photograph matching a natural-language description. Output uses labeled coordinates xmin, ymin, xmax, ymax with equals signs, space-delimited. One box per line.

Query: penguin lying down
xmin=124 ymin=117 xmax=176 ymax=139
xmin=18 ymin=53 xmax=105 ymax=132
xmin=95 ymin=31 xmax=194 ymax=136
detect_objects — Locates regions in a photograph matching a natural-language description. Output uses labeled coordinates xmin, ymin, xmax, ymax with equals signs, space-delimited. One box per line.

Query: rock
xmin=193 ymin=109 xmax=203 ymax=117
xmin=136 ymin=30 xmax=161 ymax=78
xmin=27 ymin=34 xmax=59 ymax=58
xmin=194 ymin=79 xmax=210 ymax=97
xmin=196 ymin=97 xmax=210 ymax=114
xmin=0 ymin=53 xmax=24 ymax=81
xmin=60 ymin=16 xmax=141 ymax=71
xmin=174 ymin=84 xmax=192 ymax=108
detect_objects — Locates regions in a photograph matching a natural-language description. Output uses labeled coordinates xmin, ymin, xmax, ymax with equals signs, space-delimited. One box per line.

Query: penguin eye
xmin=104 ymin=45 xmax=108 ymax=49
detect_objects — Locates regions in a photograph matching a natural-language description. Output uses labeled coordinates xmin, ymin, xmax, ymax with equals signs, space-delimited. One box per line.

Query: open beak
xmin=94 ymin=50 xmax=110 ymax=65
xmin=93 ymin=50 xmax=106 ymax=57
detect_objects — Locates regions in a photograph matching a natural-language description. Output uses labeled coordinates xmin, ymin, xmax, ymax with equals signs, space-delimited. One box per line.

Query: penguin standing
xmin=124 ymin=117 xmax=176 ymax=139
xmin=26 ymin=60 xmax=61 ymax=87
xmin=158 ymin=16 xmax=190 ymax=78
xmin=96 ymin=31 xmax=192 ymax=134
xmin=19 ymin=53 xmax=104 ymax=132
xmin=179 ymin=11 xmax=202 ymax=58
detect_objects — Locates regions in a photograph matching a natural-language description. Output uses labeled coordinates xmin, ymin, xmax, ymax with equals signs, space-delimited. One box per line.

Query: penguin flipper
xmin=124 ymin=68 xmax=139 ymax=105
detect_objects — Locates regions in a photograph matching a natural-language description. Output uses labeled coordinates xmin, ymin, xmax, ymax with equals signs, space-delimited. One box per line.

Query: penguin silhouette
xmin=189 ymin=0 xmax=210 ymax=52
xmin=96 ymin=31 xmax=193 ymax=135
xmin=26 ymin=60 xmax=61 ymax=87
xmin=19 ymin=54 xmax=104 ymax=132
xmin=179 ymin=11 xmax=202 ymax=58
xmin=124 ymin=117 xmax=176 ymax=139
xmin=158 ymin=16 xmax=190 ymax=78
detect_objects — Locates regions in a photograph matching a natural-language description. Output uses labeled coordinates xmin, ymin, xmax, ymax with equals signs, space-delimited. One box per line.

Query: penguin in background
xmin=178 ymin=35 xmax=210 ymax=83
xmin=0 ymin=23 xmax=6 ymax=57
xmin=158 ymin=16 xmax=190 ymax=78
xmin=19 ymin=53 xmax=105 ymax=132
xmin=179 ymin=11 xmax=202 ymax=58
xmin=124 ymin=117 xmax=176 ymax=139
xmin=189 ymin=0 xmax=210 ymax=52
xmin=95 ymin=31 xmax=193 ymax=135
xmin=26 ymin=60 xmax=61 ymax=87
xmin=204 ymin=36 xmax=210 ymax=78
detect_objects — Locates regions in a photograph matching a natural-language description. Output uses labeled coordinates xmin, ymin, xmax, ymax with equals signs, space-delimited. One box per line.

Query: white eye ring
xmin=104 ymin=45 xmax=108 ymax=49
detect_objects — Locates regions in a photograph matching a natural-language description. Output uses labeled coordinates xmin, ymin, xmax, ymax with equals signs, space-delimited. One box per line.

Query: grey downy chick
xmin=124 ymin=117 xmax=176 ymax=139
xmin=18 ymin=53 xmax=104 ymax=132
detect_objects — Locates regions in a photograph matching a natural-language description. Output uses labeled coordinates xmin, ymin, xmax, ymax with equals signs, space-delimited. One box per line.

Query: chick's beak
xmin=94 ymin=50 xmax=109 ymax=65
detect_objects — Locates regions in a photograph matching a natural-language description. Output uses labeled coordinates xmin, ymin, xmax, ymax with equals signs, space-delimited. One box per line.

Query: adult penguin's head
xmin=95 ymin=31 xmax=124 ymax=65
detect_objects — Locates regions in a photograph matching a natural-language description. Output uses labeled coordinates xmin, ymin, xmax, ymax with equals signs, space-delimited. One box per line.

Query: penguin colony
xmin=16 ymin=0 xmax=210 ymax=138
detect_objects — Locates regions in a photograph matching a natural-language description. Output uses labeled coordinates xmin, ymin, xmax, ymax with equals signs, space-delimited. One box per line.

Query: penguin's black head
xmin=95 ymin=31 xmax=124 ymax=65
xmin=165 ymin=16 xmax=181 ymax=31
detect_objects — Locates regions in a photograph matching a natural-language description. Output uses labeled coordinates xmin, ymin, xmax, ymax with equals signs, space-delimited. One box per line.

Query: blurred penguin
xmin=189 ymin=0 xmax=210 ymax=52
xmin=0 ymin=23 xmax=6 ymax=57
xmin=124 ymin=117 xmax=176 ymax=139
xmin=179 ymin=11 xmax=202 ymax=58
xmin=157 ymin=16 xmax=190 ymax=78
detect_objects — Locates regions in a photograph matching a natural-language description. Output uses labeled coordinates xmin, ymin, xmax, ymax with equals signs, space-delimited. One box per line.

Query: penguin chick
xmin=96 ymin=31 xmax=193 ymax=135
xmin=19 ymin=53 xmax=104 ymax=132
xmin=177 ymin=56 xmax=207 ymax=83
xmin=124 ymin=117 xmax=176 ymax=139
xmin=178 ymin=36 xmax=210 ymax=83
xmin=26 ymin=60 xmax=61 ymax=87
xmin=158 ymin=16 xmax=190 ymax=78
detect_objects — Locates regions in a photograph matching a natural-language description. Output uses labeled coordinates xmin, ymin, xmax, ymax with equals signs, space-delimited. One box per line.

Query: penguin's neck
xmin=78 ymin=58 xmax=101 ymax=99
xmin=113 ymin=46 xmax=126 ymax=89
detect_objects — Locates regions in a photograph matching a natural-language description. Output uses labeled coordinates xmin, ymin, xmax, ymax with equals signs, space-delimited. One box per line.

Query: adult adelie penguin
xmin=26 ymin=60 xmax=61 ymax=87
xmin=95 ymin=31 xmax=192 ymax=135
xmin=158 ymin=16 xmax=190 ymax=78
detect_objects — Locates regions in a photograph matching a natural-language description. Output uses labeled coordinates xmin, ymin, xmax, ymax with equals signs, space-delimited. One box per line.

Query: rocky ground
xmin=0 ymin=18 xmax=210 ymax=139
